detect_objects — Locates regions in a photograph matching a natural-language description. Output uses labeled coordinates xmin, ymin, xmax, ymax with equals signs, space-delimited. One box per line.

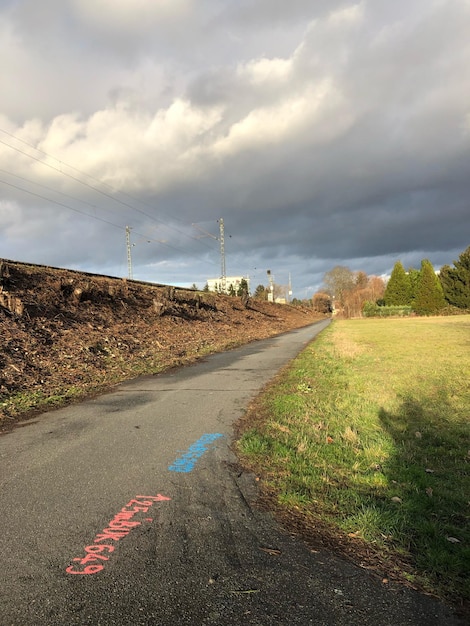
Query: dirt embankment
xmin=0 ymin=259 xmax=321 ymax=430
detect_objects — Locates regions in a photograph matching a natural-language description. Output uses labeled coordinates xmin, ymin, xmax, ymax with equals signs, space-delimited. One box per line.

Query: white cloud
xmin=212 ymin=80 xmax=352 ymax=157
xmin=22 ymin=99 xmax=223 ymax=192
xmin=328 ymin=2 xmax=364 ymax=25
xmin=237 ymin=57 xmax=294 ymax=85
xmin=1 ymin=0 xmax=469 ymax=296
xmin=71 ymin=0 xmax=193 ymax=30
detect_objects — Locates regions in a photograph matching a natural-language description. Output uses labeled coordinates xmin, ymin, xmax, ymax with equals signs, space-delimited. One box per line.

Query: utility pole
xmin=126 ymin=226 xmax=133 ymax=280
xmin=288 ymin=272 xmax=292 ymax=303
xmin=267 ymin=269 xmax=274 ymax=302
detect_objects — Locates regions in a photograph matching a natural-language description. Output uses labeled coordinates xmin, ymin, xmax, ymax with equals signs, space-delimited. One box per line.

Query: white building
xmin=206 ymin=276 xmax=250 ymax=295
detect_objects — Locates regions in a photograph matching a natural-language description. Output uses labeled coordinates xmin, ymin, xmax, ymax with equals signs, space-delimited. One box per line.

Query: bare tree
xmin=273 ymin=283 xmax=288 ymax=302
xmin=312 ymin=292 xmax=332 ymax=314
xmin=342 ymin=275 xmax=386 ymax=318
xmin=322 ymin=266 xmax=355 ymax=306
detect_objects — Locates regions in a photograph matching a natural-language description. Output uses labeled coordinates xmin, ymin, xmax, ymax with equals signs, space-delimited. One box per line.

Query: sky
xmin=1 ymin=0 xmax=469 ymax=299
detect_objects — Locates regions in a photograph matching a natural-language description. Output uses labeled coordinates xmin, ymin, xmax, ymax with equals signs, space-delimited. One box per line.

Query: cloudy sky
xmin=1 ymin=0 xmax=469 ymax=298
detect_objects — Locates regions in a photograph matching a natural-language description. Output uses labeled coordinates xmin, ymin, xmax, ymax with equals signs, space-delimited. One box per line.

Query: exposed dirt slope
xmin=0 ymin=259 xmax=321 ymax=429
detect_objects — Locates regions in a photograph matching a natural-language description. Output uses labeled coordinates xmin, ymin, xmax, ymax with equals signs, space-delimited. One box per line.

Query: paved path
xmin=0 ymin=320 xmax=464 ymax=625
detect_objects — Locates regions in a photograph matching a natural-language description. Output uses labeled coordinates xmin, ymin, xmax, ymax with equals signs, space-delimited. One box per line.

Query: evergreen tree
xmin=384 ymin=261 xmax=411 ymax=305
xmin=253 ymin=284 xmax=268 ymax=300
xmin=439 ymin=245 xmax=470 ymax=309
xmin=413 ymin=259 xmax=445 ymax=315
xmin=237 ymin=278 xmax=249 ymax=297
xmin=407 ymin=267 xmax=421 ymax=304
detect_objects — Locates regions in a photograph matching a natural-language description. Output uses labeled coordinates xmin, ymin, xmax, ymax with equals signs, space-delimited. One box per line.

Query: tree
xmin=253 ymin=284 xmax=268 ymax=301
xmin=322 ymin=266 xmax=355 ymax=306
xmin=384 ymin=261 xmax=411 ymax=305
xmin=407 ymin=267 xmax=421 ymax=304
xmin=273 ymin=283 xmax=288 ymax=302
xmin=318 ymin=270 xmax=386 ymax=318
xmin=341 ymin=275 xmax=385 ymax=318
xmin=237 ymin=278 xmax=249 ymax=297
xmin=413 ymin=259 xmax=445 ymax=315
xmin=312 ymin=292 xmax=332 ymax=314
xmin=354 ymin=271 xmax=368 ymax=289
xmin=368 ymin=276 xmax=386 ymax=303
xmin=440 ymin=245 xmax=470 ymax=309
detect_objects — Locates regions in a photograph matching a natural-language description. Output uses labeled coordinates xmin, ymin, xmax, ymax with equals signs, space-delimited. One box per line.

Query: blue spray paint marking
xmin=168 ymin=433 xmax=224 ymax=473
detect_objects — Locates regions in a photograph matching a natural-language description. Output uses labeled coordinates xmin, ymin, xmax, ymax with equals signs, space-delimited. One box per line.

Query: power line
xmin=0 ymin=127 xmax=215 ymax=251
xmin=0 ymin=176 xmax=218 ymax=268
xmin=0 ymin=128 xmax=223 ymax=279
xmin=0 ymin=136 xmax=159 ymax=220
xmin=0 ymin=178 xmax=125 ymax=231
xmin=0 ymin=167 xmax=117 ymax=218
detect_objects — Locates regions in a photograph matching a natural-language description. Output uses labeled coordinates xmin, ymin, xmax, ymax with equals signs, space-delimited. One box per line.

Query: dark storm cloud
xmin=0 ymin=0 xmax=469 ymax=297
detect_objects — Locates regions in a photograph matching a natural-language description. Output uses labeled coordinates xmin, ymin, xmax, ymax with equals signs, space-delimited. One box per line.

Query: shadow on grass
xmin=378 ymin=390 xmax=469 ymax=602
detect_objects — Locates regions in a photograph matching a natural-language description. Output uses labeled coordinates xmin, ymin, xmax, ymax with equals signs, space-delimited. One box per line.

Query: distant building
xmin=206 ymin=276 xmax=250 ymax=295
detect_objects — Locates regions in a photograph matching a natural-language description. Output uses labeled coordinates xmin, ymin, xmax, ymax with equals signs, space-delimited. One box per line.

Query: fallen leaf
xmin=446 ymin=537 xmax=460 ymax=544
xmin=425 ymin=487 xmax=433 ymax=497
xmin=415 ymin=431 xmax=422 ymax=438
xmin=425 ymin=468 xmax=434 ymax=474
xmin=391 ymin=496 xmax=402 ymax=504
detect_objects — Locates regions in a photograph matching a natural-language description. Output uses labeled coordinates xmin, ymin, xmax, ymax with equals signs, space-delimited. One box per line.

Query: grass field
xmin=237 ymin=316 xmax=470 ymax=603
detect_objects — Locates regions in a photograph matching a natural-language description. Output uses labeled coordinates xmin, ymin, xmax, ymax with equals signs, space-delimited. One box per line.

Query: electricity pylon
xmin=192 ymin=218 xmax=227 ymax=292
xmin=126 ymin=226 xmax=133 ymax=279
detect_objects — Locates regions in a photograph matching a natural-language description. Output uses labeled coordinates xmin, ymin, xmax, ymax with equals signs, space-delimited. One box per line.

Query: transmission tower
xmin=192 ymin=218 xmax=227 ymax=292
xmin=219 ymin=218 xmax=226 ymax=292
xmin=126 ymin=225 xmax=133 ymax=279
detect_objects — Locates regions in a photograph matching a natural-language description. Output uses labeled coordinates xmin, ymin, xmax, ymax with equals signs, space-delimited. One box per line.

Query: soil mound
xmin=0 ymin=259 xmax=321 ymax=429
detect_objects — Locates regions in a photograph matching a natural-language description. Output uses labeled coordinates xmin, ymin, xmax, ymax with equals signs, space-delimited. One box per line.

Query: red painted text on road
xmin=66 ymin=494 xmax=171 ymax=575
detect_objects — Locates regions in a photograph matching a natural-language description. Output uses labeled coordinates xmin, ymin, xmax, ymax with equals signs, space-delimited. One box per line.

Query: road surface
xmin=0 ymin=319 xmax=464 ymax=625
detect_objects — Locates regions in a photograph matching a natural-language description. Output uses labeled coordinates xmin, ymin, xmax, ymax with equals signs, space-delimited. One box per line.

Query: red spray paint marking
xmin=66 ymin=494 xmax=171 ymax=575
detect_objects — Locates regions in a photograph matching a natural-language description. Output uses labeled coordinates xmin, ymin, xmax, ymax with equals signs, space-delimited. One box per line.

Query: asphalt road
xmin=0 ymin=319 xmax=464 ymax=625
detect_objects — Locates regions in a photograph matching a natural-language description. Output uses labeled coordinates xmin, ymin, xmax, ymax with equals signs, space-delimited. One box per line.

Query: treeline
xmin=312 ymin=244 xmax=470 ymax=318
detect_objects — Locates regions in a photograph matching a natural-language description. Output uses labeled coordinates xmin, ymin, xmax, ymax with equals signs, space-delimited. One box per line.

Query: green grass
xmin=1 ymin=385 xmax=87 ymax=417
xmin=237 ymin=316 xmax=470 ymax=602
